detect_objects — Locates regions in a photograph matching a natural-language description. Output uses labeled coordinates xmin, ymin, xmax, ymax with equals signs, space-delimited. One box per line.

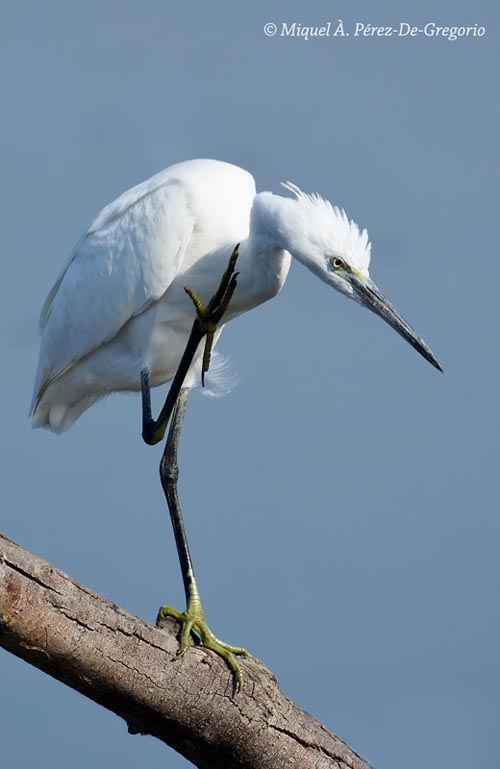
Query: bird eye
xmin=330 ymin=256 xmax=346 ymax=270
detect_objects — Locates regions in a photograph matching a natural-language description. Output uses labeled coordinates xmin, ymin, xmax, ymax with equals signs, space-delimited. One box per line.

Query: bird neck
xmin=245 ymin=191 xmax=324 ymax=280
xmin=237 ymin=227 xmax=291 ymax=305
xmin=235 ymin=192 xmax=303 ymax=300
xmin=248 ymin=192 xmax=292 ymax=254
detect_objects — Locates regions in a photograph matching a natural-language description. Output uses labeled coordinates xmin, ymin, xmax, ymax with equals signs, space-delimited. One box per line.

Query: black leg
xmin=156 ymin=386 xmax=248 ymax=691
xmin=158 ymin=387 xmax=196 ymax=606
xmin=141 ymin=323 xmax=204 ymax=445
xmin=141 ymin=245 xmax=240 ymax=446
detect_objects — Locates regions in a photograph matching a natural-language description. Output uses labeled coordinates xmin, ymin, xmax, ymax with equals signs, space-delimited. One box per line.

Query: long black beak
xmin=349 ymin=274 xmax=443 ymax=372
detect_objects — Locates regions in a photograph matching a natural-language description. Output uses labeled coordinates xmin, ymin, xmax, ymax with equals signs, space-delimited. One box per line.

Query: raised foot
xmin=157 ymin=602 xmax=249 ymax=692
xmin=184 ymin=243 xmax=240 ymax=385
xmin=141 ymin=245 xmax=240 ymax=446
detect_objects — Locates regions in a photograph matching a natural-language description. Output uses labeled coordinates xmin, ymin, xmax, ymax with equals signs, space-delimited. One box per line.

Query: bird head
xmin=252 ymin=184 xmax=442 ymax=371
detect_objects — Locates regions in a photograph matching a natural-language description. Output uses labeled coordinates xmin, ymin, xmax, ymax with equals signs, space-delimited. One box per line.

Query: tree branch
xmin=0 ymin=532 xmax=372 ymax=769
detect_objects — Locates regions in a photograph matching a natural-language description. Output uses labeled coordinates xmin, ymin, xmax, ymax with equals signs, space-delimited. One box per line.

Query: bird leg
xmin=184 ymin=243 xmax=240 ymax=385
xmin=141 ymin=245 xmax=239 ymax=445
xmin=156 ymin=387 xmax=248 ymax=692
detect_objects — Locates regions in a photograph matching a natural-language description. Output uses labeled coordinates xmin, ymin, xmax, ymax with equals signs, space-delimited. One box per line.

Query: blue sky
xmin=1 ymin=1 xmax=498 ymax=767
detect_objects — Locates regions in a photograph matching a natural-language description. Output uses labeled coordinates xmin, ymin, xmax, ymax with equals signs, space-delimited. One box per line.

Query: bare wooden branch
xmin=0 ymin=532 xmax=372 ymax=769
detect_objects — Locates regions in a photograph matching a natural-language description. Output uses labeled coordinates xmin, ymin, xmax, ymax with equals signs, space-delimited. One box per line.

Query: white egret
xmin=31 ymin=158 xmax=441 ymax=688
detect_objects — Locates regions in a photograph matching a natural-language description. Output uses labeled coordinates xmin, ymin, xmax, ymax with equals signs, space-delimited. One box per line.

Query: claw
xmin=206 ymin=244 xmax=240 ymax=314
xmin=183 ymin=245 xmax=240 ymax=386
xmin=157 ymin=601 xmax=248 ymax=692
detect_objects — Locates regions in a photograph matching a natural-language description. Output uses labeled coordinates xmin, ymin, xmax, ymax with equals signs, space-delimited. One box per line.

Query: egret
xmin=31 ymin=158 xmax=442 ymax=688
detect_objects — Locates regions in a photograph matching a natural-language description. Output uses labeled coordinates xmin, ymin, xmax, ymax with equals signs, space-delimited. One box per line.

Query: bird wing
xmin=32 ymin=171 xmax=195 ymax=410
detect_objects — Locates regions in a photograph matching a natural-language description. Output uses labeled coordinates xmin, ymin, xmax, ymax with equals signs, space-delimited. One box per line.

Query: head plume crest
xmin=280 ymin=181 xmax=304 ymax=199
xmin=278 ymin=181 xmax=371 ymax=274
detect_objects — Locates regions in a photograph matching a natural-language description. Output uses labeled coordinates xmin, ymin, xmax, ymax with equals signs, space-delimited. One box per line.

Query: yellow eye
xmin=330 ymin=256 xmax=346 ymax=270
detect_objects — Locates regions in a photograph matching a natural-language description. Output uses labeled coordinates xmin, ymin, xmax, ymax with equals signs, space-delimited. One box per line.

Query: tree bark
xmin=0 ymin=532 xmax=372 ymax=769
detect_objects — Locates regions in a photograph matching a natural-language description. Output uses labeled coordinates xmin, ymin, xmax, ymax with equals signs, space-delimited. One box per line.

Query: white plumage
xmin=31 ymin=157 xmax=439 ymax=434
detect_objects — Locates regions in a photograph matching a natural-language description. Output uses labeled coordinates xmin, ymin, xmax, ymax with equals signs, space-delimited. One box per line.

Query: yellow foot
xmin=184 ymin=244 xmax=239 ymax=385
xmin=157 ymin=602 xmax=248 ymax=692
